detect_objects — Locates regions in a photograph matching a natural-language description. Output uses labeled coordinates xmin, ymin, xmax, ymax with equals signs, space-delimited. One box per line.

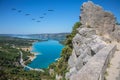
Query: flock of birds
xmin=11 ymin=8 xmax=54 ymax=23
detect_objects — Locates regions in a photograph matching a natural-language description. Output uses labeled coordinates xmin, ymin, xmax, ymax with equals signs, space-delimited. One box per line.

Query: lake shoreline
xmin=28 ymin=41 xmax=38 ymax=61
xmin=27 ymin=40 xmax=64 ymax=69
xmin=20 ymin=41 xmax=38 ymax=62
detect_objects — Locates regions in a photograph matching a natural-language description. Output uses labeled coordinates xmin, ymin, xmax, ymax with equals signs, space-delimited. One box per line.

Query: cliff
xmin=65 ymin=1 xmax=120 ymax=80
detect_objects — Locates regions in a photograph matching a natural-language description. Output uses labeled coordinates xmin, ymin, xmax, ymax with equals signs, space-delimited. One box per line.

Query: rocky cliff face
xmin=66 ymin=27 xmax=107 ymax=79
xmin=65 ymin=1 xmax=120 ymax=80
xmin=80 ymin=1 xmax=116 ymax=35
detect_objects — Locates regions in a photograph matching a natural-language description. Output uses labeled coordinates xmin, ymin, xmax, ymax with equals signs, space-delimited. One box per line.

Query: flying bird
xmin=43 ymin=13 xmax=46 ymax=15
xmin=18 ymin=10 xmax=22 ymax=13
xmin=36 ymin=20 xmax=41 ymax=22
xmin=25 ymin=14 xmax=30 ymax=16
xmin=39 ymin=17 xmax=44 ymax=18
xmin=11 ymin=8 xmax=16 ymax=11
xmin=32 ymin=18 xmax=35 ymax=20
xmin=48 ymin=10 xmax=54 ymax=11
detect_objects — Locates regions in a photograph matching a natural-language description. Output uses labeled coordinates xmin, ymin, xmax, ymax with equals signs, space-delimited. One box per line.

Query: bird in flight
xmin=40 ymin=17 xmax=44 ymax=18
xmin=11 ymin=8 xmax=16 ymax=11
xmin=48 ymin=10 xmax=54 ymax=11
xmin=32 ymin=18 xmax=35 ymax=20
xmin=43 ymin=13 xmax=46 ymax=15
xmin=25 ymin=14 xmax=30 ymax=16
xmin=18 ymin=10 xmax=22 ymax=13
xmin=36 ymin=20 xmax=41 ymax=22
xmin=11 ymin=8 xmax=54 ymax=23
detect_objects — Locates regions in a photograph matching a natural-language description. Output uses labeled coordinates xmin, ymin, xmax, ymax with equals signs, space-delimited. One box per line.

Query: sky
xmin=0 ymin=0 xmax=120 ymax=34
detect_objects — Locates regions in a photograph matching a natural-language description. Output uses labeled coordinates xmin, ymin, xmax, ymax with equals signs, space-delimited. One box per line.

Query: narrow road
xmin=19 ymin=51 xmax=44 ymax=72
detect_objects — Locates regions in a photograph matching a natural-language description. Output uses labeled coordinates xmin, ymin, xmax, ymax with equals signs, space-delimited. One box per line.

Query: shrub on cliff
xmin=72 ymin=22 xmax=82 ymax=36
xmin=65 ymin=22 xmax=82 ymax=48
xmin=61 ymin=46 xmax=72 ymax=62
xmin=49 ymin=22 xmax=82 ymax=79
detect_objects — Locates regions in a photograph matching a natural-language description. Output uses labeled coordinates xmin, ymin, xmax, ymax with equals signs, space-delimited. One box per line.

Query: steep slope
xmin=65 ymin=1 xmax=120 ymax=80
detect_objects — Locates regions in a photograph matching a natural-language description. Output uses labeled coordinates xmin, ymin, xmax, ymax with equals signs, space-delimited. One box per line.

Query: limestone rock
xmin=82 ymin=55 xmax=92 ymax=64
xmin=75 ymin=56 xmax=84 ymax=70
xmin=65 ymin=67 xmax=77 ymax=80
xmin=65 ymin=1 xmax=119 ymax=80
xmin=70 ymin=45 xmax=116 ymax=80
xmin=80 ymin=1 xmax=116 ymax=35
xmin=72 ymin=34 xmax=85 ymax=56
xmin=77 ymin=44 xmax=91 ymax=58
xmin=87 ymin=35 xmax=107 ymax=53
xmin=68 ymin=49 xmax=77 ymax=68
xmin=77 ymin=27 xmax=96 ymax=37
xmin=66 ymin=27 xmax=107 ymax=79
xmin=110 ymin=25 xmax=120 ymax=41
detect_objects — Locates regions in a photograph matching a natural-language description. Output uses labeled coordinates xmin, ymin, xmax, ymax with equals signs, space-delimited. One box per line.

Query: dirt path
xmin=105 ymin=42 xmax=120 ymax=80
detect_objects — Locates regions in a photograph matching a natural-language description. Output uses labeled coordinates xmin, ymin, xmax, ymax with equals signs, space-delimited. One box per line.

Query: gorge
xmin=0 ymin=1 xmax=120 ymax=80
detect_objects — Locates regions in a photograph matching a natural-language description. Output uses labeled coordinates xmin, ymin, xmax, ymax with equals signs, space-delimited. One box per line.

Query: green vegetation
xmin=0 ymin=22 xmax=82 ymax=80
xmin=65 ymin=22 xmax=82 ymax=48
xmin=49 ymin=22 xmax=82 ymax=79
xmin=0 ymin=36 xmax=36 ymax=47
xmin=104 ymin=71 xmax=109 ymax=80
xmin=116 ymin=22 xmax=120 ymax=25
xmin=87 ymin=25 xmax=91 ymax=28
xmin=0 ymin=36 xmax=63 ymax=80
xmin=0 ymin=36 xmax=45 ymax=80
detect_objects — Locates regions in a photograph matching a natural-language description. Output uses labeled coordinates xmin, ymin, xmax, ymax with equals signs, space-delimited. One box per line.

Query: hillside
xmin=0 ymin=36 xmax=50 ymax=80
xmin=7 ymin=33 xmax=70 ymax=43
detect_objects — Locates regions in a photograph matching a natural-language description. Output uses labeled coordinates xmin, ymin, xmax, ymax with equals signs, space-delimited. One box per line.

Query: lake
xmin=27 ymin=40 xmax=64 ymax=69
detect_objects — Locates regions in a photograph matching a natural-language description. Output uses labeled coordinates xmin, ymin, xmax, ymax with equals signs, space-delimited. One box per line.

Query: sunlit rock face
xmin=80 ymin=1 xmax=116 ymax=35
xmin=65 ymin=1 xmax=120 ymax=80
xmin=66 ymin=27 xmax=107 ymax=79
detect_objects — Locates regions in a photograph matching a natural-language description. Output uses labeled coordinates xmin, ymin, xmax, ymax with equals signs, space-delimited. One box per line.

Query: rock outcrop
xmin=70 ymin=44 xmax=116 ymax=80
xmin=80 ymin=1 xmax=116 ymax=35
xmin=66 ymin=27 xmax=107 ymax=79
xmin=65 ymin=1 xmax=120 ymax=80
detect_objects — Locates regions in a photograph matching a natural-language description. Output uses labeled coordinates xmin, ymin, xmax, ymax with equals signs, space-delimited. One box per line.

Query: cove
xmin=27 ymin=40 xmax=64 ymax=69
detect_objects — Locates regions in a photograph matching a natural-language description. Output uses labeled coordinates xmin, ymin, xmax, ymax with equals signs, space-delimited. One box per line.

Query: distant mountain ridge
xmin=0 ymin=33 xmax=70 ymax=42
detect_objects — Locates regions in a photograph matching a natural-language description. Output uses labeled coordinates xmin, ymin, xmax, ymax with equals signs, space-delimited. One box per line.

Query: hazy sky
xmin=0 ymin=0 xmax=120 ymax=34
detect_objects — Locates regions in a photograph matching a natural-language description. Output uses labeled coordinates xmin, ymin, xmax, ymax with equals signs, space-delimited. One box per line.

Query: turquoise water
xmin=27 ymin=40 xmax=64 ymax=68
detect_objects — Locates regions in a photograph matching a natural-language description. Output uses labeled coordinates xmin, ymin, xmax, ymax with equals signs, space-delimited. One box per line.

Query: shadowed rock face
xmin=80 ymin=1 xmax=116 ymax=35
